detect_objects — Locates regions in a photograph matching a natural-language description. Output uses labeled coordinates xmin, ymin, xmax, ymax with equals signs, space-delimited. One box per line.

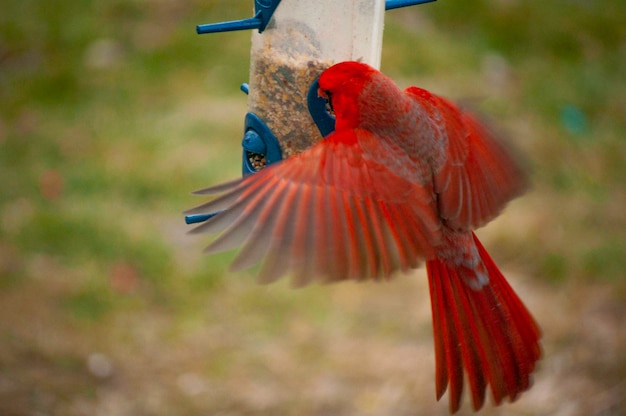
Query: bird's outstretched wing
xmin=186 ymin=128 xmax=441 ymax=285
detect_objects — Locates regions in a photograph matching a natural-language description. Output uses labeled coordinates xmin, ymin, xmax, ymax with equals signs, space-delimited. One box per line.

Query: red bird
xmin=187 ymin=61 xmax=541 ymax=413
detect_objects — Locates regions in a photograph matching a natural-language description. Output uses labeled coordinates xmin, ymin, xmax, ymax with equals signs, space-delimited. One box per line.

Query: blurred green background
xmin=1 ymin=1 xmax=625 ymax=415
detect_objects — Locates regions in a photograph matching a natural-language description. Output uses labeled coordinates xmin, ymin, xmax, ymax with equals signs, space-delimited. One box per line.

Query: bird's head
xmin=318 ymin=61 xmax=404 ymax=132
xmin=318 ymin=61 xmax=378 ymax=130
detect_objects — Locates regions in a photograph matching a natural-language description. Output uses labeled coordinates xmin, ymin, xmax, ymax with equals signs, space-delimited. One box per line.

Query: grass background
xmin=1 ymin=0 xmax=625 ymax=415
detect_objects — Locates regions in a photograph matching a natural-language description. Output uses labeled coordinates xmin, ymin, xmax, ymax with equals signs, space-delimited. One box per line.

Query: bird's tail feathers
xmin=426 ymin=232 xmax=541 ymax=413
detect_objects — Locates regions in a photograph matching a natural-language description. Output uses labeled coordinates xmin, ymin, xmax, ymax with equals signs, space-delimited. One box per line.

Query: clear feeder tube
xmin=247 ymin=0 xmax=385 ymax=159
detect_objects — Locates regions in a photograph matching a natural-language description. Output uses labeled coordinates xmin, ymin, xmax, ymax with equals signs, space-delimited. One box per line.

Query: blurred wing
xmin=406 ymin=87 xmax=528 ymax=231
xmin=186 ymin=128 xmax=441 ymax=286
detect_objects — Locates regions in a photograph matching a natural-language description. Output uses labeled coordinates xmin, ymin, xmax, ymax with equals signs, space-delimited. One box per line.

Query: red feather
xmin=406 ymin=86 xmax=528 ymax=231
xmin=186 ymin=128 xmax=441 ymax=284
xmin=427 ymin=233 xmax=541 ymax=412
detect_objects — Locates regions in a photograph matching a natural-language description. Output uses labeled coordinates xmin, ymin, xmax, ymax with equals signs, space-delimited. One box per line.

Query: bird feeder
xmin=186 ymin=0 xmax=435 ymax=225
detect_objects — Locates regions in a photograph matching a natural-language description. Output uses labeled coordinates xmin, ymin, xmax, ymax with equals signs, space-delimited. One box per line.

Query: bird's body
xmin=187 ymin=61 xmax=541 ymax=412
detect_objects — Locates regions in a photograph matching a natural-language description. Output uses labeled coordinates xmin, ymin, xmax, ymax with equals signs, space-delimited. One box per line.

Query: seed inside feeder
xmin=247 ymin=152 xmax=266 ymax=171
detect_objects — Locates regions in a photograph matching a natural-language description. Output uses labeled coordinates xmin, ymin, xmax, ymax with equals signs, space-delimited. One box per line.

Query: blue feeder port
xmin=242 ymin=112 xmax=282 ymax=176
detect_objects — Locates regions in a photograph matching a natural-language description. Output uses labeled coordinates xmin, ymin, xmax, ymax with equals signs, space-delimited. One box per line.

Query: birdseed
xmin=248 ymin=41 xmax=332 ymax=159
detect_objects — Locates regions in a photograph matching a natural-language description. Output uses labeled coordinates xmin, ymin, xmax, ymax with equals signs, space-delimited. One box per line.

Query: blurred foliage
xmin=0 ymin=0 xmax=625 ymax=414
xmin=1 ymin=0 xmax=251 ymax=300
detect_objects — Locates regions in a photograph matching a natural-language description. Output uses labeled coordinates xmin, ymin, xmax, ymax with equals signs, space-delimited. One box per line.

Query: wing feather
xmin=187 ymin=128 xmax=441 ymax=284
xmin=406 ymin=87 xmax=527 ymax=231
